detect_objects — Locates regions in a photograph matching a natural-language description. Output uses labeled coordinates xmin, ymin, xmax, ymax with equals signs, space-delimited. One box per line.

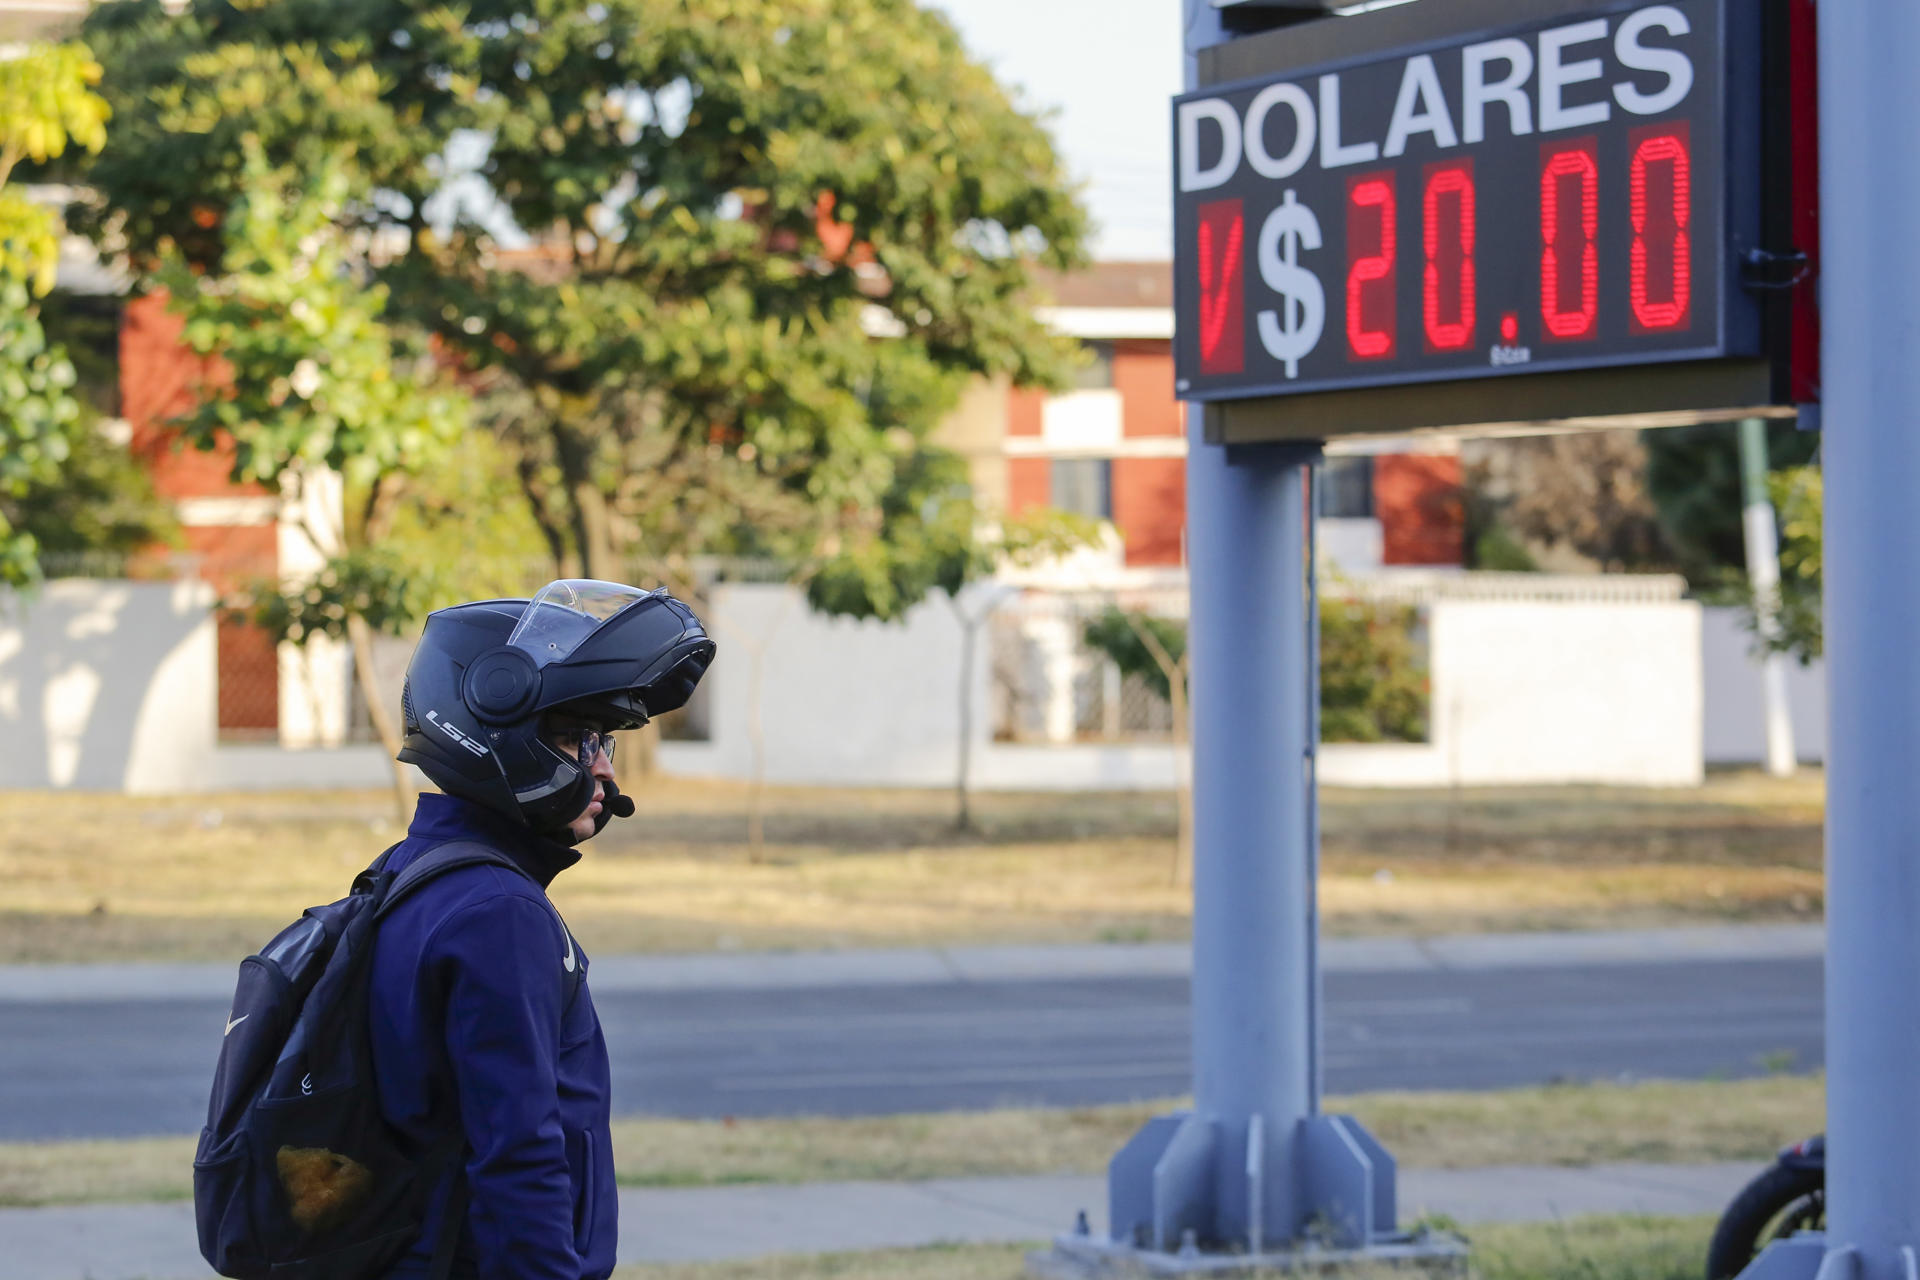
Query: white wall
xmin=1429 ymin=600 xmax=1702 ymax=786
xmin=0 ymin=580 xmax=218 ymax=792
xmin=0 ymin=578 xmax=1710 ymax=794
xmin=663 ymin=582 xmax=982 ymax=786
xmin=661 ymin=583 xmax=1706 ymax=790
xmin=1701 ymin=605 xmax=1827 ymax=764
xmin=1313 ymin=599 xmax=1703 ymax=788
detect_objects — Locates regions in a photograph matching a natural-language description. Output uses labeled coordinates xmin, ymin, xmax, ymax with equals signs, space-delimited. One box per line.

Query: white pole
xmin=1737 ymin=417 xmax=1796 ymax=777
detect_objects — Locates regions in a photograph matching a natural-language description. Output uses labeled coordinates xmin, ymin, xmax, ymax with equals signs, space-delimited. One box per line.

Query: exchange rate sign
xmin=1173 ymin=0 xmax=1754 ymax=403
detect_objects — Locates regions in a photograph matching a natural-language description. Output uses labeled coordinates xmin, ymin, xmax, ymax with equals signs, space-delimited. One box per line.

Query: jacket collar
xmin=406 ymin=793 xmax=582 ymax=889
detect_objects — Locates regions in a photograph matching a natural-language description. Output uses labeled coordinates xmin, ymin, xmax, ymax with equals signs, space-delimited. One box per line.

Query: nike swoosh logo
xmin=562 ymin=929 xmax=576 ymax=974
xmin=225 ymin=1013 xmax=248 ymax=1036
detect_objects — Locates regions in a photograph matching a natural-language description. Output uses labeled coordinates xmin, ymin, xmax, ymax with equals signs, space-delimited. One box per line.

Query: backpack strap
xmin=373 ymin=840 xmax=524 ymax=920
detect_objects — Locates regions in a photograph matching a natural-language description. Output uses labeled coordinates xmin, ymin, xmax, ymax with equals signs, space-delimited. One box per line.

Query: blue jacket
xmin=369 ymin=794 xmax=616 ymax=1280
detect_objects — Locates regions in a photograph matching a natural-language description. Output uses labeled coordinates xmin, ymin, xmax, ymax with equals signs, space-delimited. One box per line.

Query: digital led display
xmin=1172 ymin=0 xmax=1758 ymax=404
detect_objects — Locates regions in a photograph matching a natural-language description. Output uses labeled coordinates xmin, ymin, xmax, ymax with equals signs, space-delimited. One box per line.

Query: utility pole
xmin=1736 ymin=417 xmax=1796 ymax=777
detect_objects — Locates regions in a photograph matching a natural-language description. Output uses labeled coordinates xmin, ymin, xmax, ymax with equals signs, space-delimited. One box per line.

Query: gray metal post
xmin=1746 ymin=6 xmax=1920 ymax=1279
xmin=1042 ymin=7 xmax=1415 ymax=1269
xmin=1816 ymin=1 xmax=1920 ymax=1276
xmin=1187 ymin=437 xmax=1318 ymax=1244
xmin=1179 ymin=0 xmax=1312 ymax=1245
xmin=1034 ymin=6 xmax=1446 ymax=1271
xmin=1736 ymin=418 xmax=1796 ymax=778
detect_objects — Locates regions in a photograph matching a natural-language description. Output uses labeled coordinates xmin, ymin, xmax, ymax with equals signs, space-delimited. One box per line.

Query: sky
xmin=931 ymin=0 xmax=1184 ymax=262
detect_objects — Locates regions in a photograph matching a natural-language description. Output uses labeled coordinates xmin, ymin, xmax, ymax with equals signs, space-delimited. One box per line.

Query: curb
xmin=0 ymin=923 xmax=1823 ymax=1003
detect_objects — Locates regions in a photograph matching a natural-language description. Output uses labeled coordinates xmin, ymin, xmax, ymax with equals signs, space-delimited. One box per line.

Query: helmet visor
xmin=507 ymin=579 xmax=656 ymax=670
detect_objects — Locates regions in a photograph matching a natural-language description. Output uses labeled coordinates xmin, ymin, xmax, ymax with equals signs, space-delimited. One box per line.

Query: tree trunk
xmin=572 ymin=477 xmax=618 ymax=582
xmin=952 ymin=595 xmax=978 ymax=834
xmin=346 ymin=612 xmax=414 ymax=823
xmin=1121 ymin=612 xmax=1192 ymax=886
xmin=1169 ymin=661 xmax=1192 ymax=888
xmin=551 ymin=417 xmax=618 ymax=580
xmin=629 ymin=720 xmax=661 ymax=778
xmin=706 ymin=592 xmax=790 ymax=860
xmin=746 ymin=644 xmax=767 ymax=861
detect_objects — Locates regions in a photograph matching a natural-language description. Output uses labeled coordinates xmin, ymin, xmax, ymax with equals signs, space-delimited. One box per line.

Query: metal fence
xmin=990 ymin=586 xmax=1189 ymax=744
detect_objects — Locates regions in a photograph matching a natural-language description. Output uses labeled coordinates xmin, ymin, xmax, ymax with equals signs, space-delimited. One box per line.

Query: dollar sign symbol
xmin=1257 ymin=190 xmax=1325 ymax=379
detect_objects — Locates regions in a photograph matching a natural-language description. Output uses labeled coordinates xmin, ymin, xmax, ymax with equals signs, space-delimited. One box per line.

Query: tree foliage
xmin=1734 ymin=465 xmax=1822 ymax=665
xmin=0 ymin=43 xmax=111 ymax=587
xmin=157 ymin=143 xmax=469 ymax=641
xmin=1644 ymin=421 xmax=1820 ymax=580
xmin=805 ymin=451 xmax=1099 ymax=622
xmin=1464 ymin=432 xmax=1672 ymax=573
xmin=1320 ymin=597 xmax=1428 ymax=743
xmin=78 ymin=0 xmax=1090 ymax=586
xmin=1083 ymin=608 xmax=1186 ymax=702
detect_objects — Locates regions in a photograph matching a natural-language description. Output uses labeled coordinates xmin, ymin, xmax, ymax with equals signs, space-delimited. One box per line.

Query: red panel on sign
xmin=1194 ymin=199 xmax=1245 ymax=375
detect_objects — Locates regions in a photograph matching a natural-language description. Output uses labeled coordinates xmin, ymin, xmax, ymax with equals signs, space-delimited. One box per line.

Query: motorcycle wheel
xmin=1705 ymin=1163 xmax=1826 ymax=1280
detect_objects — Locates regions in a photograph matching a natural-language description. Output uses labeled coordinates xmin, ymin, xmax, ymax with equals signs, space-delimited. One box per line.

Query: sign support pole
xmin=1030 ymin=7 xmax=1462 ymax=1275
xmin=1740 ymin=4 xmax=1920 ymax=1279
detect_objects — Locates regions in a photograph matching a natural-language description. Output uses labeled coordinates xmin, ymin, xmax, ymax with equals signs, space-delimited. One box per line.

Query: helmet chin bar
xmin=553 ymin=778 xmax=635 ymax=847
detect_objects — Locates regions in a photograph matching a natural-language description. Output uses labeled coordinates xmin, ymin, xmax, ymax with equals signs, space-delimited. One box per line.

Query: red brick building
xmin=937 ymin=262 xmax=1466 ymax=573
xmin=121 ymin=291 xmax=285 ymax=735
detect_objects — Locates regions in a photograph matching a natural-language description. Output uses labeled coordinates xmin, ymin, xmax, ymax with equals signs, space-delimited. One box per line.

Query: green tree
xmin=1735 ymin=465 xmax=1822 ymax=664
xmin=0 ymin=43 xmax=111 ymax=586
xmin=809 ymin=452 xmax=1098 ymax=830
xmin=77 ymin=0 xmax=1089 ymax=591
xmin=1083 ymin=598 xmax=1430 ymax=747
xmin=1083 ymin=606 xmax=1193 ymax=883
xmin=158 ymin=144 xmax=467 ymax=811
xmin=1644 ymin=421 xmax=1819 ymax=582
xmin=1318 ymin=597 xmax=1428 ymax=744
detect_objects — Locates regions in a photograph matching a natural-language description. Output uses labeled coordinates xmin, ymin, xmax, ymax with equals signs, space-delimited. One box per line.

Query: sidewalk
xmin=0 ymin=921 xmax=1825 ymax=1003
xmin=1 ymin=1161 xmax=1759 ymax=1279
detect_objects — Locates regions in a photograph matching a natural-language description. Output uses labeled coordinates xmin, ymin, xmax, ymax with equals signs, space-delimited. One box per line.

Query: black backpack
xmin=194 ymin=840 xmax=571 ymax=1280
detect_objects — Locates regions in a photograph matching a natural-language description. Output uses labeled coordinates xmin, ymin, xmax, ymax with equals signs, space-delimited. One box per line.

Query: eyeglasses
xmin=547 ymin=727 xmax=616 ymax=766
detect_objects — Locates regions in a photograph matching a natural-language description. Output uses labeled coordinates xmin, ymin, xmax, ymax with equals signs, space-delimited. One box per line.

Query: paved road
xmin=0 ymin=947 xmax=1821 ymax=1142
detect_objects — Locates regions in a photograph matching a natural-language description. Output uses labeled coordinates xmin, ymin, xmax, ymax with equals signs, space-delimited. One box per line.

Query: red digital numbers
xmin=1422 ymin=161 xmax=1476 ymax=352
xmin=1630 ymin=123 xmax=1692 ymax=332
xmin=1539 ymin=139 xmax=1599 ymax=340
xmin=1346 ymin=173 xmax=1397 ymax=360
xmin=1322 ymin=131 xmax=1693 ymax=367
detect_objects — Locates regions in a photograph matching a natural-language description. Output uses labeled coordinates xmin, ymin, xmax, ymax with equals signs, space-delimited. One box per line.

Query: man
xmin=367 ymin=580 xmax=714 ymax=1280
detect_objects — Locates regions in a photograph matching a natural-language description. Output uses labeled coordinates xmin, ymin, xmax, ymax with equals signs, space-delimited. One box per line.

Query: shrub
xmin=1319 ymin=597 xmax=1429 ymax=743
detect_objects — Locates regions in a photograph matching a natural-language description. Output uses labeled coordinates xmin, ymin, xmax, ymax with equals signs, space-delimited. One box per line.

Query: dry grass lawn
xmin=607 ymin=1214 xmax=1716 ymax=1280
xmin=0 ymin=1073 xmax=1823 ymax=1209
xmin=0 ymin=770 xmax=1824 ymax=964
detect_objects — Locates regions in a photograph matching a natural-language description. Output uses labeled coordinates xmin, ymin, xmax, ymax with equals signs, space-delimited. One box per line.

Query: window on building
xmin=1070 ymin=340 xmax=1115 ymax=390
xmin=1321 ymin=456 xmax=1375 ymax=519
xmin=1051 ymin=458 xmax=1113 ymax=520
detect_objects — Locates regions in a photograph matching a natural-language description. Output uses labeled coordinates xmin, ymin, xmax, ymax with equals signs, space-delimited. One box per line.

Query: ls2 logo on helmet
xmin=426 ymin=709 xmax=490 ymax=758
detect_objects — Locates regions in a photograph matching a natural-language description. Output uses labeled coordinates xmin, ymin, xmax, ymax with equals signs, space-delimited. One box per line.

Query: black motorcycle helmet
xmin=398 ymin=579 xmax=716 ymax=834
